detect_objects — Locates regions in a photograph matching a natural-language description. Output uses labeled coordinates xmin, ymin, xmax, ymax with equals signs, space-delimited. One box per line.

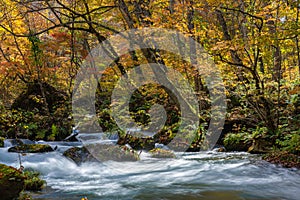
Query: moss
xmin=0 ymin=164 xmax=25 ymax=200
xmin=149 ymin=148 xmax=176 ymax=158
xmin=23 ymin=170 xmax=46 ymax=191
xmin=86 ymin=144 xmax=140 ymax=162
xmin=263 ymin=151 xmax=300 ymax=168
xmin=0 ymin=136 xmax=4 ymax=147
xmin=19 ymin=192 xmax=32 ymax=200
xmin=64 ymin=144 xmax=140 ymax=164
xmin=8 ymin=144 xmax=54 ymax=153
xmin=0 ymin=164 xmax=46 ymax=200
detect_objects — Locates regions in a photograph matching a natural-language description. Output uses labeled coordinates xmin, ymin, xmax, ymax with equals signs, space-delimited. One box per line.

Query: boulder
xmin=212 ymin=145 xmax=226 ymax=152
xmin=0 ymin=164 xmax=25 ymax=200
xmin=63 ymin=144 xmax=140 ymax=164
xmin=8 ymin=144 xmax=54 ymax=153
xmin=86 ymin=143 xmax=140 ymax=162
xmin=63 ymin=147 xmax=97 ymax=165
xmin=216 ymin=147 xmax=226 ymax=152
xmin=149 ymin=148 xmax=176 ymax=159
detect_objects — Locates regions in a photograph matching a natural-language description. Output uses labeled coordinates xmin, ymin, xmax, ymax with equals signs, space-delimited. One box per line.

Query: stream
xmin=0 ymin=138 xmax=300 ymax=200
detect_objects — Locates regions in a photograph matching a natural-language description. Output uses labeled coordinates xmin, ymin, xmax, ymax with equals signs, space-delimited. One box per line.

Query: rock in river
xmin=149 ymin=148 xmax=176 ymax=158
xmin=63 ymin=146 xmax=97 ymax=165
xmin=8 ymin=144 xmax=54 ymax=153
xmin=63 ymin=144 xmax=140 ymax=164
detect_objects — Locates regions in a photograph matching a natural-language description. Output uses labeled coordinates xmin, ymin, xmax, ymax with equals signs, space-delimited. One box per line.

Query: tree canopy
xmin=0 ymin=0 xmax=299 ymax=153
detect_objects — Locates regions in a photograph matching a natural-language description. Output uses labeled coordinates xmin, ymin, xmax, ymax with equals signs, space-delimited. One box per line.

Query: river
xmin=0 ymin=139 xmax=299 ymax=200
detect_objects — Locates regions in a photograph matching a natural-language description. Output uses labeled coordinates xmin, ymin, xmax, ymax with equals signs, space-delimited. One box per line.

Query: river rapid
xmin=0 ymin=140 xmax=299 ymax=200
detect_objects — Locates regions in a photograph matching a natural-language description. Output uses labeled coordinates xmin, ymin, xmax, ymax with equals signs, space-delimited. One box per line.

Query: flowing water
xmin=0 ymin=139 xmax=299 ymax=200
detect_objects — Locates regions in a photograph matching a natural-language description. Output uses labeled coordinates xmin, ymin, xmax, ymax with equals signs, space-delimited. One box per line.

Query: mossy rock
xmin=149 ymin=148 xmax=176 ymax=159
xmin=0 ymin=137 xmax=4 ymax=147
xmin=63 ymin=147 xmax=97 ymax=165
xmin=263 ymin=151 xmax=300 ymax=168
xmin=85 ymin=143 xmax=140 ymax=162
xmin=212 ymin=145 xmax=226 ymax=152
xmin=23 ymin=170 xmax=46 ymax=191
xmin=18 ymin=192 xmax=32 ymax=200
xmin=0 ymin=164 xmax=25 ymax=200
xmin=223 ymin=133 xmax=252 ymax=152
xmin=8 ymin=144 xmax=54 ymax=153
xmin=64 ymin=144 xmax=140 ymax=164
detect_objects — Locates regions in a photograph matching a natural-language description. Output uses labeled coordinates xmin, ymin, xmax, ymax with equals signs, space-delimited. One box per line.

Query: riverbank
xmin=222 ymin=131 xmax=300 ymax=169
xmin=263 ymin=151 xmax=300 ymax=169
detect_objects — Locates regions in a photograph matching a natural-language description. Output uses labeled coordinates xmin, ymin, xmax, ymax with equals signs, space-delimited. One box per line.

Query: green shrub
xmin=223 ymin=132 xmax=252 ymax=152
xmin=276 ymin=131 xmax=300 ymax=155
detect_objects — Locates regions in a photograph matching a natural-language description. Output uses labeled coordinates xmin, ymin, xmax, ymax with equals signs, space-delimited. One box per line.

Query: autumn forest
xmin=0 ymin=0 xmax=300 ymax=199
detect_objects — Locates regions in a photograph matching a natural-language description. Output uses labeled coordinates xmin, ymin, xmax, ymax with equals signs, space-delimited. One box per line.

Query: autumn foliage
xmin=0 ymin=0 xmax=299 ymax=153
